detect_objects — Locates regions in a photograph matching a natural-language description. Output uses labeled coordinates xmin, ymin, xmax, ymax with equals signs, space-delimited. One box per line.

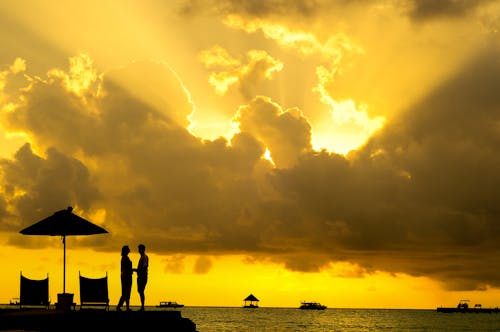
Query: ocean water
xmin=174 ymin=307 xmax=500 ymax=332
xmin=2 ymin=305 xmax=499 ymax=331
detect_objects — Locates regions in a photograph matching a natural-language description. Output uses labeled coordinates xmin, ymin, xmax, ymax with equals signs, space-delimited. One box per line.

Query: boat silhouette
xmin=157 ymin=301 xmax=184 ymax=308
xmin=299 ymin=301 xmax=327 ymax=310
xmin=437 ymin=300 xmax=499 ymax=313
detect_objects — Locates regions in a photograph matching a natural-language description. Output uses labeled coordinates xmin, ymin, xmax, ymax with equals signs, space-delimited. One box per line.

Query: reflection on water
xmin=176 ymin=307 xmax=500 ymax=332
xmin=1 ymin=305 xmax=499 ymax=332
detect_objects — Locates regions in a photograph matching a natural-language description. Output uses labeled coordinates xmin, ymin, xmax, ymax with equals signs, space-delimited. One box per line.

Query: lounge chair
xmin=79 ymin=271 xmax=109 ymax=310
xmin=19 ymin=272 xmax=50 ymax=309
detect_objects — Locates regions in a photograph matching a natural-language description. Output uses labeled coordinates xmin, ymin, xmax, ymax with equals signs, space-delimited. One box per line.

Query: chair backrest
xmin=20 ymin=272 xmax=49 ymax=308
xmin=79 ymin=271 xmax=109 ymax=310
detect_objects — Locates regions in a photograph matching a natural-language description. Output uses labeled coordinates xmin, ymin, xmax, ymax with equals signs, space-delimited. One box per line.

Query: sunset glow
xmin=1 ymin=0 xmax=500 ymax=310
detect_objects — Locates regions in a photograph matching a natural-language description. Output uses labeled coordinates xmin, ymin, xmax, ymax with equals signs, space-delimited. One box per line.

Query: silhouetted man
xmin=134 ymin=244 xmax=149 ymax=311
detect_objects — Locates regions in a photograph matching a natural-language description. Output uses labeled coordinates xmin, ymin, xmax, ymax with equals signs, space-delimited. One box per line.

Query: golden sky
xmin=1 ymin=0 xmax=500 ymax=309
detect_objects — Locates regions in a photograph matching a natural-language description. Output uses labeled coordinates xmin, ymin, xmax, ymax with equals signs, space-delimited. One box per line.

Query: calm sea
xmin=2 ymin=305 xmax=499 ymax=331
xmin=173 ymin=307 xmax=500 ymax=332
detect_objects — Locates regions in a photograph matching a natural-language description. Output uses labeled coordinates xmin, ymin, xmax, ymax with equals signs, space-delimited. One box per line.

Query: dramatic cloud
xmin=2 ymin=43 xmax=500 ymax=292
xmin=404 ymin=0 xmax=496 ymax=21
xmin=277 ymin=45 xmax=500 ymax=289
xmin=220 ymin=14 xmax=385 ymax=153
xmin=1 ymin=55 xmax=271 ymax=254
xmin=199 ymin=46 xmax=283 ymax=98
xmin=179 ymin=0 xmax=325 ymax=18
xmin=180 ymin=0 xmax=498 ymax=22
xmin=234 ymin=96 xmax=312 ymax=167
xmin=0 ymin=144 xmax=99 ymax=234
xmin=193 ymin=255 xmax=213 ymax=274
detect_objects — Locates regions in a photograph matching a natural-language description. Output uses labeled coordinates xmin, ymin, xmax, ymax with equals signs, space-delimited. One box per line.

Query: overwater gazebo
xmin=243 ymin=294 xmax=259 ymax=308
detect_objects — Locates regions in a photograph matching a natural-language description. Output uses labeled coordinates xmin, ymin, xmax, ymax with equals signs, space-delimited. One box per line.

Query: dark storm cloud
xmin=266 ymin=46 xmax=500 ymax=289
xmin=179 ymin=0 xmax=322 ymax=18
xmin=0 ymin=143 xmax=99 ymax=234
xmin=404 ymin=0 xmax=496 ymax=21
xmin=179 ymin=0 xmax=498 ymax=24
xmin=1 ymin=57 xmax=272 ymax=256
xmin=2 ymin=48 xmax=500 ymax=290
xmin=235 ymin=96 xmax=312 ymax=167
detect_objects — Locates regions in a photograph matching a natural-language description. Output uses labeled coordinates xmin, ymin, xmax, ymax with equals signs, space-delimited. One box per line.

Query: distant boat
xmin=157 ymin=301 xmax=184 ymax=308
xmin=299 ymin=301 xmax=327 ymax=310
xmin=9 ymin=298 xmax=20 ymax=305
xmin=243 ymin=294 xmax=259 ymax=308
xmin=437 ymin=300 xmax=499 ymax=313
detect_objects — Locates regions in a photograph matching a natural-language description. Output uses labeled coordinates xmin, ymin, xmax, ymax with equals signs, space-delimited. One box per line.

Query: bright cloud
xmin=2 ymin=49 xmax=500 ymax=291
xmin=200 ymin=46 xmax=283 ymax=98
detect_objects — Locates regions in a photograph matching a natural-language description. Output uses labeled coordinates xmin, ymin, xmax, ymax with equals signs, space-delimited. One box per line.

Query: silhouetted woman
xmin=117 ymin=245 xmax=133 ymax=311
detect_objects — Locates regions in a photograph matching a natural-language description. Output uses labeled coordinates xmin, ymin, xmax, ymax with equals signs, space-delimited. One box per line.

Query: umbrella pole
xmin=63 ymin=235 xmax=66 ymax=294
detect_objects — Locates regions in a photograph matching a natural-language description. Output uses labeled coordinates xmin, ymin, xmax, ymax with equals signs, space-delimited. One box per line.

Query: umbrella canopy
xmin=20 ymin=206 xmax=108 ymax=293
xmin=20 ymin=207 xmax=108 ymax=236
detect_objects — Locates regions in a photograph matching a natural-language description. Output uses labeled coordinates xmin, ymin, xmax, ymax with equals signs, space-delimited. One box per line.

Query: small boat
xmin=437 ymin=300 xmax=499 ymax=313
xmin=9 ymin=297 xmax=20 ymax=305
xmin=157 ymin=301 xmax=184 ymax=308
xmin=299 ymin=301 xmax=327 ymax=310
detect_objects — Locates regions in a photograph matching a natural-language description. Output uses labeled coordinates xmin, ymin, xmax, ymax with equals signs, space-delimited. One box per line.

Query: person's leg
xmin=117 ymin=280 xmax=125 ymax=310
xmin=137 ymin=278 xmax=146 ymax=310
xmin=117 ymin=295 xmax=123 ymax=310
xmin=124 ymin=280 xmax=132 ymax=310
xmin=141 ymin=276 xmax=148 ymax=308
xmin=140 ymin=291 xmax=144 ymax=309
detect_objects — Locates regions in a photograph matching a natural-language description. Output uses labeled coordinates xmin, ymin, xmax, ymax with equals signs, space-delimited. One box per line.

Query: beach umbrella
xmin=19 ymin=206 xmax=108 ymax=294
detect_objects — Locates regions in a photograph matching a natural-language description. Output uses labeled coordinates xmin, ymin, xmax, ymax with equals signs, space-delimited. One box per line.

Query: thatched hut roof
xmin=244 ymin=294 xmax=259 ymax=302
